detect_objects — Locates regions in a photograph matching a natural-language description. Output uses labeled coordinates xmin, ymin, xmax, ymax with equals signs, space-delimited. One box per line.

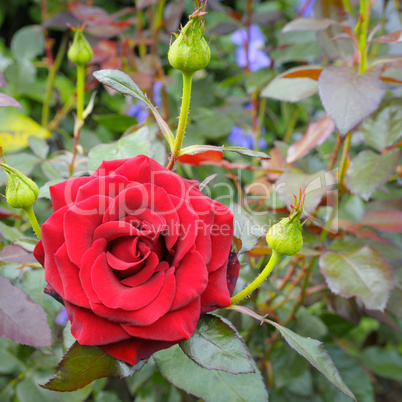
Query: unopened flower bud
xmin=68 ymin=28 xmax=93 ymax=65
xmin=168 ymin=14 xmax=210 ymax=74
xmin=1 ymin=163 xmax=39 ymax=209
xmin=266 ymin=213 xmax=303 ymax=256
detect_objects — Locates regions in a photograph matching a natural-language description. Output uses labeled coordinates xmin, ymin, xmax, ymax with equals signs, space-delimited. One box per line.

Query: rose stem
xmin=167 ymin=71 xmax=194 ymax=170
xmin=24 ymin=205 xmax=41 ymax=239
xmin=230 ymin=250 xmax=282 ymax=305
xmin=69 ymin=63 xmax=85 ymax=176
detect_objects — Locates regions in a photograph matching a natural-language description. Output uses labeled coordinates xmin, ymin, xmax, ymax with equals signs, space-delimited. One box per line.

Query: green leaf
xmin=0 ymin=275 xmax=52 ymax=347
xmin=192 ymin=107 xmax=233 ymax=139
xmin=283 ymin=18 xmax=338 ymax=32
xmin=261 ymin=66 xmax=319 ymax=102
xmin=154 ymin=344 xmax=268 ymax=402
xmin=223 ymin=146 xmax=270 ymax=159
xmin=28 ymin=136 xmax=49 ymax=159
xmin=319 ymin=246 xmax=394 ymax=311
xmin=11 ymin=25 xmax=45 ymax=61
xmin=360 ymin=347 xmax=402 ymax=381
xmin=361 ymin=104 xmax=402 ymax=151
xmin=315 ymin=346 xmax=374 ymax=402
xmin=267 ymin=320 xmax=356 ymax=401
xmin=92 ymin=114 xmax=138 ymax=133
xmin=228 ymin=305 xmax=356 ymax=401
xmin=318 ymin=66 xmax=385 ymax=135
xmin=41 ymin=342 xmax=145 ymax=392
xmin=230 ymin=204 xmax=265 ymax=253
xmin=17 ymin=373 xmax=94 ymax=402
xmin=345 ymin=149 xmax=400 ymax=201
xmin=180 ymin=315 xmax=254 ymax=374
xmin=0 ymin=222 xmax=23 ymax=242
xmin=5 ymin=59 xmax=36 ymax=94
xmin=88 ymin=126 xmax=165 ymax=171
xmin=93 ymin=69 xmax=174 ymax=149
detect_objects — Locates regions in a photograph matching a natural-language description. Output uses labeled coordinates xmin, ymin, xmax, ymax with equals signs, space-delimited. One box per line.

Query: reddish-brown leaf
xmin=286 ymin=116 xmax=335 ymax=164
xmin=374 ymin=30 xmax=402 ymax=44
xmin=0 ymin=276 xmax=52 ymax=347
xmin=282 ymin=68 xmax=323 ymax=81
xmin=0 ymin=206 xmax=21 ymax=219
xmin=0 ymin=244 xmax=37 ymax=264
xmin=380 ymin=76 xmax=402 ymax=85
xmin=0 ymin=93 xmax=22 ymax=108
xmin=361 ymin=210 xmax=402 ymax=233
xmin=178 ymin=150 xmax=224 ymax=165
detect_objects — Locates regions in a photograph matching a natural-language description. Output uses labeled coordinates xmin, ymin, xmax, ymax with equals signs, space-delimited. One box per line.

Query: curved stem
xmin=69 ymin=64 xmax=85 ymax=176
xmin=230 ymin=250 xmax=282 ymax=305
xmin=24 ymin=205 xmax=41 ymax=239
xmin=167 ymin=71 xmax=194 ymax=170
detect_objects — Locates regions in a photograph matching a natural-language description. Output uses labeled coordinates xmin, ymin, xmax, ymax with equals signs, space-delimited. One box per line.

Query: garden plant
xmin=0 ymin=0 xmax=401 ymax=401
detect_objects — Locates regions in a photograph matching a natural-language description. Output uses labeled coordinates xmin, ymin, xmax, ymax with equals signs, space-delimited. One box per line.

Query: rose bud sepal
xmin=0 ymin=151 xmax=41 ymax=238
xmin=168 ymin=11 xmax=210 ymax=74
xmin=265 ymin=212 xmax=303 ymax=257
xmin=67 ymin=27 xmax=93 ymax=66
xmin=1 ymin=162 xmax=39 ymax=209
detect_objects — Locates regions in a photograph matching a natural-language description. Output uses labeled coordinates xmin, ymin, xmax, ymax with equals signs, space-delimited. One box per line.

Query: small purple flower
xmin=298 ymin=0 xmax=316 ymax=17
xmin=153 ymin=81 xmax=163 ymax=106
xmin=231 ymin=24 xmax=270 ymax=71
xmin=55 ymin=308 xmax=69 ymax=326
xmin=228 ymin=126 xmax=267 ymax=150
xmin=127 ymin=102 xmax=149 ymax=123
xmin=235 ymin=47 xmax=271 ymax=71
xmin=232 ymin=24 xmax=265 ymax=48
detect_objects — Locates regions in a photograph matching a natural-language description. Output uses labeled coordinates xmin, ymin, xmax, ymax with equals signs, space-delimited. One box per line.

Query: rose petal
xmin=122 ymin=298 xmax=201 ymax=341
xmin=226 ymin=252 xmax=240 ymax=297
xmin=94 ymin=159 xmax=130 ymax=177
xmin=106 ymin=247 xmax=144 ymax=272
xmin=170 ymin=250 xmax=208 ymax=311
xmin=193 ymin=220 xmax=212 ymax=266
xmin=169 ymin=195 xmax=198 ymax=266
xmin=50 ymin=177 xmax=93 ymax=211
xmin=208 ymin=203 xmax=234 ymax=272
xmin=33 ymin=240 xmax=45 ymax=266
xmin=91 ymin=253 xmax=164 ymax=310
xmin=40 ymin=205 xmax=69 ymax=297
xmin=74 ymin=174 xmax=129 ymax=203
xmin=104 ymin=184 xmax=179 ymax=249
xmin=92 ymin=267 xmax=176 ymax=326
xmin=65 ymin=301 xmax=130 ymax=346
xmin=114 ymin=155 xmax=197 ymax=197
xmin=120 ymin=252 xmax=159 ymax=286
xmin=200 ymin=260 xmax=231 ymax=314
xmin=54 ymin=243 xmax=90 ymax=308
xmin=64 ymin=195 xmax=112 ymax=266
xmin=80 ymin=239 xmax=107 ymax=304
xmin=102 ymin=338 xmax=175 ymax=365
xmin=94 ymin=220 xmax=143 ymax=242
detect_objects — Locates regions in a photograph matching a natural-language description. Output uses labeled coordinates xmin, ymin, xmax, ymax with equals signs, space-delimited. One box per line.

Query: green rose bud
xmin=1 ymin=163 xmax=39 ymax=209
xmin=266 ymin=214 xmax=303 ymax=256
xmin=68 ymin=28 xmax=93 ymax=66
xmin=168 ymin=12 xmax=210 ymax=74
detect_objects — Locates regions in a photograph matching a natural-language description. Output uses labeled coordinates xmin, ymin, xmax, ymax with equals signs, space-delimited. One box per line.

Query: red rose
xmin=34 ymin=155 xmax=239 ymax=365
